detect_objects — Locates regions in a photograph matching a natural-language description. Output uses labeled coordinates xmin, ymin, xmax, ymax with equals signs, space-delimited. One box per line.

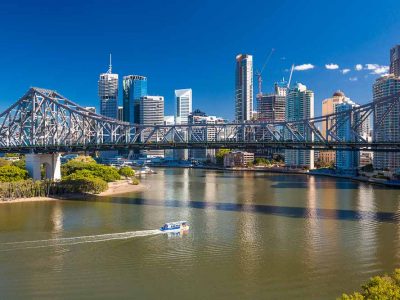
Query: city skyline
xmin=0 ymin=0 xmax=399 ymax=120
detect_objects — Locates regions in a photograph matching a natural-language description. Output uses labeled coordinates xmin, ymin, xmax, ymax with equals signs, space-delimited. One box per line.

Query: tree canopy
xmin=0 ymin=166 xmax=28 ymax=182
xmin=339 ymin=269 xmax=400 ymax=299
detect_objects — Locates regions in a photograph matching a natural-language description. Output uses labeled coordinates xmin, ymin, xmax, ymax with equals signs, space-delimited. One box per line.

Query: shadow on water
xmin=75 ymin=196 xmax=400 ymax=223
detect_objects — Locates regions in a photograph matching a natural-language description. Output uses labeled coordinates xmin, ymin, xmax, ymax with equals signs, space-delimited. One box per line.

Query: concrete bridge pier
xmin=25 ymin=153 xmax=62 ymax=181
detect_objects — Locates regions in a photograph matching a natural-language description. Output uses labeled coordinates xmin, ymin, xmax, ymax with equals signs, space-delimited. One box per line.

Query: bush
xmin=12 ymin=158 xmax=26 ymax=170
xmin=61 ymin=177 xmax=108 ymax=194
xmin=0 ymin=158 xmax=12 ymax=167
xmin=119 ymin=166 xmax=135 ymax=177
xmin=339 ymin=269 xmax=400 ymax=299
xmin=254 ymin=158 xmax=270 ymax=165
xmin=0 ymin=166 xmax=28 ymax=182
xmin=131 ymin=177 xmax=140 ymax=185
xmin=62 ymin=159 xmax=120 ymax=182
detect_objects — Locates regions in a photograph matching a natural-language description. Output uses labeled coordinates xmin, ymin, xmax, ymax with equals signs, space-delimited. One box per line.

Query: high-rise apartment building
xmin=390 ymin=45 xmax=400 ymax=77
xmin=98 ymin=55 xmax=118 ymax=120
xmin=123 ymin=75 xmax=147 ymax=123
xmin=319 ymin=91 xmax=354 ymax=164
xmin=140 ymin=96 xmax=164 ymax=157
xmin=373 ymin=74 xmax=400 ymax=170
xmin=174 ymin=89 xmax=192 ymax=160
xmin=175 ymin=89 xmax=192 ymax=125
xmin=335 ymin=101 xmax=360 ymax=174
xmin=257 ymin=82 xmax=286 ymax=122
xmin=284 ymin=83 xmax=314 ymax=169
xmin=235 ymin=54 xmax=253 ymax=122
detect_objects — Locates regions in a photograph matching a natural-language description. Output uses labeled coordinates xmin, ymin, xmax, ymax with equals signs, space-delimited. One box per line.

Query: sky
xmin=0 ymin=0 xmax=399 ymax=120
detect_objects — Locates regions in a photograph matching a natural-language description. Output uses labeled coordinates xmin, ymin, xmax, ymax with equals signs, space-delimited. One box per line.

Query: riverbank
xmin=154 ymin=164 xmax=400 ymax=188
xmin=0 ymin=179 xmax=146 ymax=204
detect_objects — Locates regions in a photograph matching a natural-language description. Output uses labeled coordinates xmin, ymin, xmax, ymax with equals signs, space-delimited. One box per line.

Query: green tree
xmin=12 ymin=158 xmax=26 ymax=170
xmin=0 ymin=158 xmax=12 ymax=167
xmin=0 ymin=166 xmax=28 ymax=182
xmin=361 ymin=164 xmax=374 ymax=172
xmin=216 ymin=149 xmax=230 ymax=166
xmin=119 ymin=166 xmax=135 ymax=177
xmin=254 ymin=158 xmax=270 ymax=165
xmin=61 ymin=159 xmax=120 ymax=182
xmin=339 ymin=269 xmax=400 ymax=299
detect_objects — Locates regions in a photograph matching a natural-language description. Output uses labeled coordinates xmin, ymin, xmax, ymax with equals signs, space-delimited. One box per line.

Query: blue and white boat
xmin=160 ymin=221 xmax=189 ymax=232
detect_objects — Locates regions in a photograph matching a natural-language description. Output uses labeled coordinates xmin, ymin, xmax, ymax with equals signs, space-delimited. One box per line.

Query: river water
xmin=1 ymin=168 xmax=400 ymax=299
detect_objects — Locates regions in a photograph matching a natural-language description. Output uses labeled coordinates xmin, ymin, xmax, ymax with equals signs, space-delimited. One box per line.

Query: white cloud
xmin=355 ymin=64 xmax=363 ymax=71
xmin=325 ymin=63 xmax=339 ymax=70
xmin=365 ymin=64 xmax=389 ymax=75
xmin=294 ymin=64 xmax=315 ymax=71
xmin=349 ymin=77 xmax=358 ymax=81
xmin=341 ymin=69 xmax=351 ymax=74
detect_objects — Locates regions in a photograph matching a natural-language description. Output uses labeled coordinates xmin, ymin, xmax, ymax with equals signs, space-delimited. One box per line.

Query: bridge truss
xmin=0 ymin=87 xmax=399 ymax=153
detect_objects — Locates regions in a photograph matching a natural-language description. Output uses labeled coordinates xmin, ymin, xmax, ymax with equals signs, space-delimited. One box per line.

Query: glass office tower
xmin=123 ymin=75 xmax=148 ymax=123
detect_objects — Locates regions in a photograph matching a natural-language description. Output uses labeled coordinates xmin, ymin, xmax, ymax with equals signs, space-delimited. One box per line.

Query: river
xmin=1 ymin=168 xmax=400 ymax=299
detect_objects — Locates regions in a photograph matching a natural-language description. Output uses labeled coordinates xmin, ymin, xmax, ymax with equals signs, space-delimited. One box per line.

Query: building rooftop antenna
xmin=108 ymin=53 xmax=112 ymax=74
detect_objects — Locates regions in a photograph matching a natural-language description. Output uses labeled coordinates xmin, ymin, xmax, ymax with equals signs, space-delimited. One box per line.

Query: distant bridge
xmin=0 ymin=87 xmax=398 ymax=179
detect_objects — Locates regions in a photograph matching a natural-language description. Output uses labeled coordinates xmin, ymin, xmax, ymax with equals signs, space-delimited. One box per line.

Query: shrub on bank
xmin=0 ymin=180 xmax=50 ymax=199
xmin=131 ymin=177 xmax=140 ymax=185
xmin=119 ymin=166 xmax=135 ymax=178
xmin=61 ymin=158 xmax=120 ymax=182
xmin=0 ymin=166 xmax=28 ymax=182
xmin=339 ymin=269 xmax=400 ymax=299
xmin=60 ymin=177 xmax=108 ymax=194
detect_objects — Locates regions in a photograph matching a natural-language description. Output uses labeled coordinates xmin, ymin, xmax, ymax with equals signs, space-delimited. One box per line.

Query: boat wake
xmin=0 ymin=229 xmax=163 ymax=251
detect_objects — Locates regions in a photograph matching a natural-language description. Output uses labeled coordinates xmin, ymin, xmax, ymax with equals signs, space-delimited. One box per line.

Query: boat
xmin=160 ymin=221 xmax=189 ymax=232
xmin=138 ymin=165 xmax=156 ymax=175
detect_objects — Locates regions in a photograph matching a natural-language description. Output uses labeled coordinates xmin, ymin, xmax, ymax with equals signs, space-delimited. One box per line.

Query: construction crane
xmin=255 ymin=48 xmax=275 ymax=98
xmin=287 ymin=64 xmax=295 ymax=88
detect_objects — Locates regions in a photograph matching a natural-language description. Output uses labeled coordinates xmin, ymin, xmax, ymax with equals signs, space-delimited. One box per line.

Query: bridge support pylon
xmin=25 ymin=153 xmax=62 ymax=181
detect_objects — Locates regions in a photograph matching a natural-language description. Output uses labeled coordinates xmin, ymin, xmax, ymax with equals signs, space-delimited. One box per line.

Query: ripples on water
xmin=0 ymin=229 xmax=163 ymax=251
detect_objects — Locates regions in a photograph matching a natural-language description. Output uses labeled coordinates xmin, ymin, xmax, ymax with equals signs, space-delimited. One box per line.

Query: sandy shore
xmin=0 ymin=179 xmax=146 ymax=204
xmin=98 ymin=179 xmax=146 ymax=196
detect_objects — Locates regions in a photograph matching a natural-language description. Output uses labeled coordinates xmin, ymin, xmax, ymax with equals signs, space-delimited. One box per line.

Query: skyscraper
xmin=319 ymin=91 xmax=354 ymax=164
xmin=390 ymin=45 xmax=400 ymax=77
xmin=123 ymin=75 xmax=147 ymax=123
xmin=174 ymin=89 xmax=192 ymax=160
xmin=118 ymin=106 xmax=124 ymax=121
xmin=373 ymin=74 xmax=400 ymax=170
xmin=284 ymin=83 xmax=314 ymax=169
xmin=140 ymin=95 xmax=165 ymax=157
xmin=235 ymin=54 xmax=253 ymax=122
xmin=175 ymin=89 xmax=192 ymax=125
xmin=335 ymin=101 xmax=360 ymax=174
xmin=98 ymin=54 xmax=118 ymax=119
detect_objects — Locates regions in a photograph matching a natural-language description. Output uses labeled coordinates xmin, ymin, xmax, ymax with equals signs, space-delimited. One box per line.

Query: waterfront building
xmin=188 ymin=109 xmax=226 ymax=162
xmin=284 ymin=83 xmax=314 ymax=169
xmin=118 ymin=106 xmax=123 ymax=121
xmin=123 ymin=75 xmax=147 ymax=123
xmin=319 ymin=91 xmax=355 ymax=164
xmin=98 ymin=55 xmax=119 ymax=160
xmin=335 ymin=101 xmax=360 ymax=174
xmin=163 ymin=116 xmax=175 ymax=159
xmin=224 ymin=151 xmax=255 ymax=168
xmin=140 ymin=96 xmax=164 ymax=157
xmin=98 ymin=55 xmax=118 ymax=120
xmin=235 ymin=54 xmax=253 ymax=122
xmin=257 ymin=82 xmax=286 ymax=122
xmin=174 ymin=89 xmax=192 ymax=160
xmin=373 ymin=73 xmax=400 ymax=170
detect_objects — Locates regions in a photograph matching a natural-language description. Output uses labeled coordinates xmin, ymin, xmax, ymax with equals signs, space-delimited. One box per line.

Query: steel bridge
xmin=0 ymin=87 xmax=399 ymax=154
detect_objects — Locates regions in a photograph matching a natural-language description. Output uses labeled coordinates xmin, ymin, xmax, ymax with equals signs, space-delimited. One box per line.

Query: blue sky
xmin=0 ymin=0 xmax=399 ymax=120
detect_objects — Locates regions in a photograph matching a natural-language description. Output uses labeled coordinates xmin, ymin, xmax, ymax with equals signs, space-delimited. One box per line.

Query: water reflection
xmin=105 ymin=197 xmax=400 ymax=223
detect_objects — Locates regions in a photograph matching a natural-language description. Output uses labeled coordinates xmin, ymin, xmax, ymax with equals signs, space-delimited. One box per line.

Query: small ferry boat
xmin=160 ymin=221 xmax=189 ymax=232
xmin=138 ymin=166 xmax=156 ymax=175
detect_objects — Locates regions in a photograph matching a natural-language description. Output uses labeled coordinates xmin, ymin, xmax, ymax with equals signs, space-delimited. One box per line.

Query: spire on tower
xmin=108 ymin=53 xmax=112 ymax=74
